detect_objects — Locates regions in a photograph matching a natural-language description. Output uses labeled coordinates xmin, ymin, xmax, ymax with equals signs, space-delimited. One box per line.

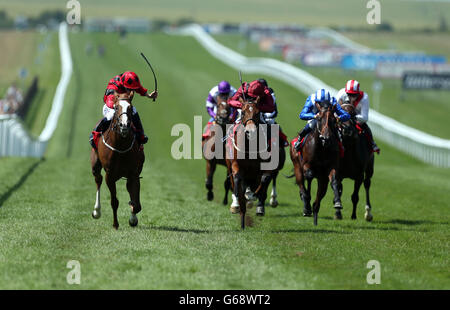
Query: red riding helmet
xmin=247 ymin=80 xmax=265 ymax=98
xmin=345 ymin=79 xmax=360 ymax=94
xmin=121 ymin=71 xmax=141 ymax=89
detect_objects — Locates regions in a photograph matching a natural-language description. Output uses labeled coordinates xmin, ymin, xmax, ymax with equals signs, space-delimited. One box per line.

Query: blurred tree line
xmin=0 ymin=9 xmax=66 ymax=29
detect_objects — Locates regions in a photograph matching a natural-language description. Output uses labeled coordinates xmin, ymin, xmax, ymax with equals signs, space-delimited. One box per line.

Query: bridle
xmin=315 ymin=103 xmax=336 ymax=145
xmin=103 ymin=101 xmax=135 ymax=153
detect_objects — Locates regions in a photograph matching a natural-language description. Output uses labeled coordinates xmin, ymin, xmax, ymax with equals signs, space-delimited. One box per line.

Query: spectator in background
xmin=6 ymin=82 xmax=23 ymax=106
xmin=1 ymin=82 xmax=24 ymax=115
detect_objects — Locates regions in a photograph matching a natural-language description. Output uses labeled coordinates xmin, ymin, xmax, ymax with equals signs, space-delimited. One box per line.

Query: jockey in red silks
xmin=335 ymin=80 xmax=380 ymax=154
xmin=89 ymin=71 xmax=158 ymax=149
xmin=228 ymin=79 xmax=289 ymax=147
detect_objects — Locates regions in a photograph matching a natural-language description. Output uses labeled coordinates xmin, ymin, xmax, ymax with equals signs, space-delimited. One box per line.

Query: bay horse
xmin=90 ymin=92 xmax=145 ymax=229
xmin=290 ymin=100 xmax=342 ymax=226
xmin=202 ymin=93 xmax=233 ymax=205
xmin=225 ymin=96 xmax=284 ymax=229
xmin=337 ymin=102 xmax=374 ymax=221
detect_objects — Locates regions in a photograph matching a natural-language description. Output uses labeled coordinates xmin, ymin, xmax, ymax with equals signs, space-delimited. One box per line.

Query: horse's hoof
xmin=270 ymin=197 xmax=278 ymax=208
xmin=244 ymin=188 xmax=256 ymax=201
xmin=222 ymin=199 xmax=228 ymax=205
xmin=365 ymin=212 xmax=373 ymax=222
xmin=303 ymin=208 xmax=312 ymax=217
xmin=207 ymin=192 xmax=214 ymax=201
xmin=246 ymin=200 xmax=254 ymax=209
xmin=129 ymin=215 xmax=138 ymax=227
xmin=92 ymin=210 xmax=101 ymax=219
xmin=113 ymin=224 xmax=119 ymax=230
xmin=230 ymin=206 xmax=240 ymax=214
xmin=334 ymin=211 xmax=343 ymax=220
xmin=351 ymin=215 xmax=357 ymax=220
xmin=256 ymin=206 xmax=265 ymax=216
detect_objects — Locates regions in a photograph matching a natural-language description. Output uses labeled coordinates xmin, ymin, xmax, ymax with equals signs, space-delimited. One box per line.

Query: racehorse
xmin=202 ymin=93 xmax=233 ymax=205
xmin=289 ymin=100 xmax=342 ymax=226
xmin=226 ymin=95 xmax=284 ymax=229
xmin=337 ymin=102 xmax=374 ymax=221
xmin=90 ymin=92 xmax=145 ymax=229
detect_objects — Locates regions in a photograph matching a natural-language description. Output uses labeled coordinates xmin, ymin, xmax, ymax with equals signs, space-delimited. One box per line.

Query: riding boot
xmin=360 ymin=122 xmax=380 ymax=154
xmin=89 ymin=117 xmax=110 ymax=148
xmin=294 ymin=125 xmax=311 ymax=152
xmin=131 ymin=112 xmax=148 ymax=144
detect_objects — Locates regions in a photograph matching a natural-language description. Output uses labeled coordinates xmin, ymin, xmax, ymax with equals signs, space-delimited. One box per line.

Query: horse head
xmin=339 ymin=102 xmax=358 ymax=140
xmin=215 ymin=93 xmax=231 ymax=126
xmin=113 ymin=93 xmax=134 ymax=138
xmin=239 ymin=95 xmax=260 ymax=141
xmin=314 ymin=101 xmax=337 ymax=148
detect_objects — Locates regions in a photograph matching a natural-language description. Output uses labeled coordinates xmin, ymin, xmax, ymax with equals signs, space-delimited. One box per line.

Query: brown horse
xmin=202 ymin=93 xmax=233 ymax=205
xmin=226 ymin=96 xmax=282 ymax=229
xmin=337 ymin=102 xmax=375 ymax=221
xmin=290 ymin=101 xmax=342 ymax=226
xmin=90 ymin=92 xmax=145 ymax=229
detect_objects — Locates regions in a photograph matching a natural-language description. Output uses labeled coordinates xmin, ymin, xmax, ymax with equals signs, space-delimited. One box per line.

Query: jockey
xmin=256 ymin=78 xmax=289 ymax=147
xmin=206 ymin=80 xmax=237 ymax=122
xmin=202 ymin=80 xmax=237 ymax=140
xmin=89 ymin=71 xmax=157 ymax=149
xmin=228 ymin=79 xmax=289 ymax=146
xmin=294 ymin=89 xmax=350 ymax=152
xmin=257 ymin=78 xmax=278 ymax=123
xmin=335 ymin=80 xmax=380 ymax=154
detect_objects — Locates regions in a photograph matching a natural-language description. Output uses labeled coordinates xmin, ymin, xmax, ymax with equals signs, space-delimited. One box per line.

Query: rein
xmin=230 ymin=122 xmax=268 ymax=155
xmin=102 ymin=133 xmax=136 ymax=153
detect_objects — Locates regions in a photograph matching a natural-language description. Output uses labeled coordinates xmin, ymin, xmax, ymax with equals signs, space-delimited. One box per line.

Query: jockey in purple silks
xmin=202 ymin=80 xmax=237 ymax=139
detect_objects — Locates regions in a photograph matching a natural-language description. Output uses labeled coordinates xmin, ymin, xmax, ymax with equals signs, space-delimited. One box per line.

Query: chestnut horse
xmin=90 ymin=93 xmax=145 ymax=229
xmin=337 ymin=102 xmax=374 ymax=221
xmin=226 ymin=96 xmax=283 ymax=229
xmin=202 ymin=93 xmax=233 ymax=205
xmin=290 ymin=100 xmax=342 ymax=226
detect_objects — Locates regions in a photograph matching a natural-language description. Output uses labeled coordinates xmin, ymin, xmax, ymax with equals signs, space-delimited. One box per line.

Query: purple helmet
xmin=218 ymin=80 xmax=231 ymax=94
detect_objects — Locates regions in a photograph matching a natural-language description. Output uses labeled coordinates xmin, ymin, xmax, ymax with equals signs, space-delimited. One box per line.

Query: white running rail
xmin=0 ymin=22 xmax=72 ymax=158
xmin=176 ymin=24 xmax=450 ymax=167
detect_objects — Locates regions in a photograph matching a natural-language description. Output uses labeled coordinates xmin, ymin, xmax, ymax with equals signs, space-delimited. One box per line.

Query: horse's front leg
xmin=329 ymin=168 xmax=343 ymax=220
xmin=350 ymin=177 xmax=363 ymax=220
xmin=313 ymin=175 xmax=329 ymax=226
xmin=364 ymin=174 xmax=373 ymax=222
xmin=91 ymin=149 xmax=103 ymax=219
xmin=269 ymin=171 xmax=279 ymax=208
xmin=255 ymin=172 xmax=272 ymax=216
xmin=105 ymin=173 xmax=119 ymax=229
xmin=302 ymin=163 xmax=313 ymax=217
xmin=127 ymin=176 xmax=141 ymax=227
xmin=231 ymin=161 xmax=246 ymax=229
xmin=223 ymin=174 xmax=231 ymax=205
xmin=205 ymin=159 xmax=216 ymax=201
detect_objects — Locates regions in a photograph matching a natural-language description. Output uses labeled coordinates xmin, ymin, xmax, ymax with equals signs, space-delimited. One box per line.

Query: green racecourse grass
xmin=1 ymin=0 xmax=450 ymax=30
xmin=0 ymin=31 xmax=449 ymax=289
xmin=213 ymin=33 xmax=450 ymax=140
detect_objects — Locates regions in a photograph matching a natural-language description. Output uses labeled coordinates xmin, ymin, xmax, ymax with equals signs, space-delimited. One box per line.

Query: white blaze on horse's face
xmin=118 ymin=100 xmax=131 ymax=136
